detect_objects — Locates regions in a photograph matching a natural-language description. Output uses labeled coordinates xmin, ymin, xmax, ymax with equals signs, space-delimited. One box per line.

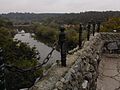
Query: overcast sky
xmin=0 ymin=0 xmax=120 ymax=13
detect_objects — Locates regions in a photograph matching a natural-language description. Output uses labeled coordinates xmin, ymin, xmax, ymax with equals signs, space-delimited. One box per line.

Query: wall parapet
xmin=30 ymin=33 xmax=120 ymax=90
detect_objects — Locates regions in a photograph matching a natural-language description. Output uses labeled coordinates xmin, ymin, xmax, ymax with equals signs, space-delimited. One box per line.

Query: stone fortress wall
xmin=30 ymin=33 xmax=120 ymax=90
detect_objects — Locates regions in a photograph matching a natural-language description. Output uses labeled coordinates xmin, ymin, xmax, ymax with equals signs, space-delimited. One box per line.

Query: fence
xmin=0 ymin=20 xmax=101 ymax=90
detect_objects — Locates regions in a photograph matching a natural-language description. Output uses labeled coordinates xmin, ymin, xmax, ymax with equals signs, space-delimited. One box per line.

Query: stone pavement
xmin=97 ymin=54 xmax=120 ymax=90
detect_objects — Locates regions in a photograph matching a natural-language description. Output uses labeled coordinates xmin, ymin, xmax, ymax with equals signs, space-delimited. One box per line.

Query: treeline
xmin=32 ymin=23 xmax=88 ymax=51
xmin=1 ymin=11 xmax=120 ymax=24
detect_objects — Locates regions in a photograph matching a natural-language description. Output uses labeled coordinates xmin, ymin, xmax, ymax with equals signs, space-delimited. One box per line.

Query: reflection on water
xmin=14 ymin=33 xmax=60 ymax=65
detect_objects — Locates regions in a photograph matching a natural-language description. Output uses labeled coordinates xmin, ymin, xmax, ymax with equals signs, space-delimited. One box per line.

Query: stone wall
xmin=101 ymin=33 xmax=120 ymax=54
xmin=53 ymin=33 xmax=104 ymax=90
xmin=30 ymin=33 xmax=120 ymax=90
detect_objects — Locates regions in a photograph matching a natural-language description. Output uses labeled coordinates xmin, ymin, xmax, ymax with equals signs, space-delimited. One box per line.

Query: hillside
xmin=1 ymin=11 xmax=120 ymax=24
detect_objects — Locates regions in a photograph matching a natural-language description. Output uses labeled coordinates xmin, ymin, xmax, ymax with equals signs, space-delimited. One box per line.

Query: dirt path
xmin=97 ymin=54 xmax=120 ymax=90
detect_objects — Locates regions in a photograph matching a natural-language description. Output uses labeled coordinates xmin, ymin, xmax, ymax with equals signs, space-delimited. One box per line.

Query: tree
xmin=101 ymin=17 xmax=120 ymax=32
xmin=0 ymin=19 xmax=41 ymax=90
xmin=66 ymin=29 xmax=79 ymax=50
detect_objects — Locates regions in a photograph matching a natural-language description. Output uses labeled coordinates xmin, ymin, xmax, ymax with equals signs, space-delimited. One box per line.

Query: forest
xmin=1 ymin=11 xmax=120 ymax=24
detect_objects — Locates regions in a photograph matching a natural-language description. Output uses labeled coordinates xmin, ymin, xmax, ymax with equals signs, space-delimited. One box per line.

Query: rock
xmin=107 ymin=42 xmax=118 ymax=50
xmin=82 ymin=80 xmax=88 ymax=89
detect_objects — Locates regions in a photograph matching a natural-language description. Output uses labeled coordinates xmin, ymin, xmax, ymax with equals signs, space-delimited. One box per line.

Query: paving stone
xmin=97 ymin=55 xmax=120 ymax=90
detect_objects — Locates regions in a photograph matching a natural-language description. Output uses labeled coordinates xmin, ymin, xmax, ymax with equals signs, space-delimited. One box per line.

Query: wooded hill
xmin=1 ymin=11 xmax=120 ymax=24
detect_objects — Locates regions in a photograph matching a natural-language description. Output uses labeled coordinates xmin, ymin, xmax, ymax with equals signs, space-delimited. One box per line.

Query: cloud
xmin=0 ymin=0 xmax=120 ymax=13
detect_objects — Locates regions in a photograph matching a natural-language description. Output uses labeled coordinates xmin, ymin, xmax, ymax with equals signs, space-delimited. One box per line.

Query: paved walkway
xmin=97 ymin=54 xmax=120 ymax=90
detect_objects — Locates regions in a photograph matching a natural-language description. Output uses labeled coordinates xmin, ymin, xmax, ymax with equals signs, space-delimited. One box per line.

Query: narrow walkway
xmin=97 ymin=54 xmax=120 ymax=90
xmin=30 ymin=51 xmax=79 ymax=90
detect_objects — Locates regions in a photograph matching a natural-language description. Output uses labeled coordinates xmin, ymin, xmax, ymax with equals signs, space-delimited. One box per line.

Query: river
xmin=14 ymin=33 xmax=60 ymax=65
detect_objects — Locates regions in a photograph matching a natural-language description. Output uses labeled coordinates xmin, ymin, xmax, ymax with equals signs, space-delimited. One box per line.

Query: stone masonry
xmin=30 ymin=33 xmax=120 ymax=90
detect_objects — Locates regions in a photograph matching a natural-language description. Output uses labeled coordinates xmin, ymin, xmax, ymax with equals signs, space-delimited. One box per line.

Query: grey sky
xmin=0 ymin=0 xmax=120 ymax=13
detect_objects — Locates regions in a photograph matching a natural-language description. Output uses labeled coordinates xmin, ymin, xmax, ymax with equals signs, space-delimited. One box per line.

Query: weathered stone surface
xmin=107 ymin=42 xmax=118 ymax=50
xmin=30 ymin=33 xmax=120 ymax=90
xmin=97 ymin=55 xmax=120 ymax=90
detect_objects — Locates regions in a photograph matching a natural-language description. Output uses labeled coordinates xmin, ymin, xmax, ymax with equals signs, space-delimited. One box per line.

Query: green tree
xmin=101 ymin=17 xmax=120 ymax=32
xmin=0 ymin=19 xmax=42 ymax=90
xmin=34 ymin=24 xmax=58 ymax=44
xmin=66 ymin=29 xmax=79 ymax=50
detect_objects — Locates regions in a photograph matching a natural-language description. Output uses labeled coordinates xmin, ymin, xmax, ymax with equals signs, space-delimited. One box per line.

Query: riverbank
xmin=14 ymin=33 xmax=60 ymax=65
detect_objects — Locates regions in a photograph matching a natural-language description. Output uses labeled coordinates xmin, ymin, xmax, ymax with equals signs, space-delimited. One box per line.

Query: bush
xmin=35 ymin=24 xmax=58 ymax=44
xmin=101 ymin=17 xmax=120 ymax=32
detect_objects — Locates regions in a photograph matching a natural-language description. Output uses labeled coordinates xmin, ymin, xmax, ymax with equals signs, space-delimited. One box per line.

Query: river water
xmin=14 ymin=33 xmax=60 ymax=65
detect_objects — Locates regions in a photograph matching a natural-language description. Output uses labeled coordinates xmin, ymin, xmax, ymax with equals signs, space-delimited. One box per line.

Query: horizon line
xmin=0 ymin=10 xmax=120 ymax=14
